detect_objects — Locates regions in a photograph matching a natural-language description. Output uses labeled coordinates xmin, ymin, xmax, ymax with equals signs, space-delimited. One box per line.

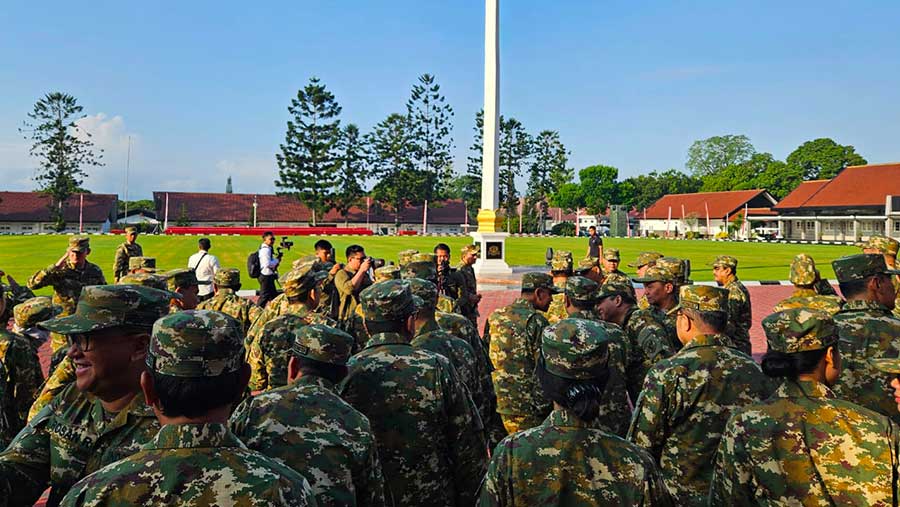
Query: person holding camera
xmin=334 ymin=245 xmax=373 ymax=325
xmin=257 ymin=231 xmax=281 ymax=308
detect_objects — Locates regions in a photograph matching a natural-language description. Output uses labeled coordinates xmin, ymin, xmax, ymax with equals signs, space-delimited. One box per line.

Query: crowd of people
xmin=0 ymin=225 xmax=899 ymax=506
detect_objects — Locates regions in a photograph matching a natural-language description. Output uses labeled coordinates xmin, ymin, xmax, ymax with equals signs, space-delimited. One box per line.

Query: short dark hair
xmin=364 ymin=319 xmax=407 ymax=334
xmin=262 ymin=231 xmax=275 ymax=240
xmin=761 ymin=348 xmax=829 ymax=379
xmin=293 ymin=356 xmax=348 ymax=384
xmin=685 ymin=308 xmax=727 ymax=332
xmin=589 ymin=226 xmax=596 ymax=231
xmin=839 ymin=275 xmax=877 ymax=300
xmin=433 ymin=243 xmax=451 ymax=254
xmin=346 ymin=244 xmax=365 ymax=259
xmin=600 ymin=291 xmax=636 ymax=306
xmin=314 ymin=239 xmax=333 ymax=251
xmin=150 ymin=368 xmax=244 ymax=418
xmin=198 ymin=238 xmax=211 ymax=250
xmin=569 ymin=298 xmax=596 ymax=311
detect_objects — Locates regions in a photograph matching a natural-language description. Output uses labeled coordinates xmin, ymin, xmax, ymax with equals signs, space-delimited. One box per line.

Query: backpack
xmin=247 ymin=250 xmax=261 ymax=279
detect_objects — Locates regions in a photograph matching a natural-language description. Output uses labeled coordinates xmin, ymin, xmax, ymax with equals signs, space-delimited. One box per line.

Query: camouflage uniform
xmin=0 ymin=360 xmax=10 ymax=448
xmin=403 ymin=261 xmax=458 ymax=314
xmin=628 ymin=285 xmax=770 ymax=506
xmin=0 ymin=327 xmax=42 ymax=435
xmin=830 ymin=254 xmax=900 ymax=423
xmin=126 ymin=255 xmax=155 ymax=273
xmin=709 ymin=308 xmax=900 ymax=506
xmin=479 ymin=318 xmax=672 ymax=507
xmin=773 ymin=253 xmax=844 ymax=315
xmin=339 ymin=280 xmax=487 ymax=507
xmin=545 ymin=251 xmax=573 ymax=324
xmin=628 ymin=252 xmax=663 ymax=311
xmin=111 ymin=227 xmax=142 ymax=282
xmin=858 ymin=234 xmax=900 ymax=319
xmin=249 ymin=311 xmax=336 ymax=392
xmin=60 ymin=310 xmax=317 ymax=507
xmin=455 ymin=244 xmax=480 ymax=325
xmin=0 ymin=285 xmax=172 ymax=507
xmin=1 ymin=281 xmax=35 ymax=327
xmin=486 ymin=272 xmax=558 ymax=434
xmin=711 ymin=255 xmax=752 ymax=356
xmin=195 ymin=267 xmax=261 ymax=333
xmin=232 ymin=323 xmax=386 ymax=507
xmin=245 ymin=262 xmax=328 ymax=349
xmin=632 ymin=265 xmax=683 ymax=352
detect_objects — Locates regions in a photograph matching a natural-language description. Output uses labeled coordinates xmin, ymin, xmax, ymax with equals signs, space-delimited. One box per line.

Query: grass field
xmin=0 ymin=235 xmax=858 ymax=294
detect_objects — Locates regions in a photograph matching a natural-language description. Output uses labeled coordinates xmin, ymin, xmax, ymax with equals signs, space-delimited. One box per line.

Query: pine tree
xmin=275 ymin=77 xmax=342 ymax=226
xmin=407 ymin=74 xmax=454 ymax=200
xmin=333 ymin=124 xmax=368 ymax=225
xmin=465 ymin=110 xmax=485 ymax=214
xmin=367 ymin=114 xmax=430 ymax=225
xmin=527 ymin=130 xmax=570 ymax=232
xmin=498 ymin=117 xmax=531 ymax=232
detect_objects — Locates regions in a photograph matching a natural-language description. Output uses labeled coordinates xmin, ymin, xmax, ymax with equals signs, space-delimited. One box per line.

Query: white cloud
xmin=75 ymin=113 xmax=140 ymax=195
xmin=214 ymin=156 xmax=278 ymax=194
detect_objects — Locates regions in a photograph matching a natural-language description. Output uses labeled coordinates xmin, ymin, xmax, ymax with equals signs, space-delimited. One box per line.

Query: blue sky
xmin=1 ymin=1 xmax=898 ymax=199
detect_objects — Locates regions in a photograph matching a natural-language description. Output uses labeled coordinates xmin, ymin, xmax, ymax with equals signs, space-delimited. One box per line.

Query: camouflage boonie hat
xmin=669 ymin=285 xmax=728 ymax=315
xmin=632 ymin=265 xmax=675 ymax=284
xmin=859 ymin=235 xmax=900 ymax=257
xmin=870 ymin=357 xmax=900 ymax=375
xmin=709 ymin=255 xmax=738 ymax=269
xmin=292 ymin=254 xmax=318 ymax=270
xmin=280 ymin=259 xmax=325 ymax=297
xmin=124 ymin=225 xmax=138 ymax=234
xmin=762 ymin=308 xmax=838 ymax=353
xmin=165 ymin=268 xmax=210 ymax=290
xmin=522 ymin=272 xmax=562 ymax=293
xmin=148 ymin=310 xmax=245 ymax=378
xmin=831 ymin=254 xmax=900 ymax=283
xmin=402 ymin=261 xmax=437 ymax=283
xmin=13 ymin=296 xmax=60 ymax=329
xmin=128 ymin=256 xmax=156 ymax=271
xmin=68 ymin=236 xmax=90 ymax=252
xmin=656 ymin=257 xmax=686 ymax=284
xmin=551 ymin=250 xmax=574 ymax=273
xmin=397 ymin=249 xmax=420 ymax=267
xmin=117 ymin=272 xmax=169 ymax=291
xmin=461 ymin=244 xmax=480 ymax=256
xmin=292 ymin=323 xmax=353 ymax=365
xmin=412 ymin=252 xmax=436 ymax=263
xmin=213 ymin=268 xmax=241 ymax=289
xmin=597 ymin=278 xmax=637 ymax=301
xmin=40 ymin=285 xmax=176 ymax=334
xmin=541 ymin=318 xmax=610 ymax=380
xmin=360 ymin=280 xmax=417 ymax=322
xmin=602 ymin=248 xmax=621 ymax=261
xmin=405 ymin=278 xmax=438 ymax=311
xmin=790 ymin=254 xmax=818 ymax=286
xmin=565 ymin=276 xmax=599 ymax=302
xmin=374 ymin=265 xmax=401 ymax=282
xmin=573 ymin=257 xmax=599 ymax=275
xmin=627 ymin=251 xmax=663 ymax=268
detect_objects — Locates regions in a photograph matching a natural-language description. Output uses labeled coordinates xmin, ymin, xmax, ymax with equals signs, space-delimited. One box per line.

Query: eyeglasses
xmin=66 ymin=333 xmax=95 ymax=352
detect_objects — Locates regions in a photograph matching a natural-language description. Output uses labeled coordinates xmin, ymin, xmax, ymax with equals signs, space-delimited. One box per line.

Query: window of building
xmin=806 ymin=221 xmax=815 ymax=231
xmin=864 ymin=222 xmax=872 ymax=231
xmin=824 ymin=222 xmax=833 ymax=231
xmin=795 ymin=220 xmax=802 ymax=228
xmin=21 ymin=225 xmax=33 ymax=231
xmin=894 ymin=222 xmax=900 ymax=232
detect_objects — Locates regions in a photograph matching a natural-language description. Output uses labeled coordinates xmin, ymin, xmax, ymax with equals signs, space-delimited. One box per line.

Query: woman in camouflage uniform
xmin=709 ymin=308 xmax=900 ymax=506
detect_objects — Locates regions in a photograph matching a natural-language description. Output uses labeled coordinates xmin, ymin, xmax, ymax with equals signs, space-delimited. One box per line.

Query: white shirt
xmin=188 ymin=250 xmax=220 ymax=296
xmin=259 ymin=243 xmax=279 ymax=276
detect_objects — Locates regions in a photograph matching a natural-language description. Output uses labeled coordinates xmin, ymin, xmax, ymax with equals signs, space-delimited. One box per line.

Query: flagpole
xmin=705 ymin=201 xmax=711 ymax=238
xmin=79 ymin=193 xmax=84 ymax=233
xmin=423 ymin=200 xmax=428 ymax=235
xmin=164 ymin=193 xmax=169 ymax=231
xmin=666 ymin=206 xmax=671 ymax=238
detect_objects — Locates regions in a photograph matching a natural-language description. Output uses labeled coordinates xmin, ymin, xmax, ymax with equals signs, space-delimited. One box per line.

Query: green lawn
xmin=0 ymin=235 xmax=858 ymax=294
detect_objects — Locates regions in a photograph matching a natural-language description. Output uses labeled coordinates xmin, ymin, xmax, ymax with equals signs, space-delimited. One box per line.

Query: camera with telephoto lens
xmin=275 ymin=236 xmax=294 ymax=260
xmin=364 ymin=256 xmax=386 ymax=270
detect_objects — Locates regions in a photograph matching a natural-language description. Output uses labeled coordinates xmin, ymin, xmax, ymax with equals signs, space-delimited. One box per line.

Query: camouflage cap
xmin=762 ymin=308 xmax=838 ymax=353
xmin=709 ymin=255 xmax=738 ymax=269
xmin=292 ymin=254 xmax=318 ymax=270
xmin=124 ymin=226 xmax=138 ymax=234
xmin=405 ymin=278 xmax=438 ymax=311
xmin=461 ymin=244 xmax=480 ymax=256
xmin=573 ymin=257 xmax=599 ymax=275
xmin=541 ymin=318 xmax=610 ymax=380
xmin=656 ymin=257 xmax=686 ymax=283
xmin=402 ymin=261 xmax=438 ymax=283
xmin=68 ymin=236 xmax=90 ymax=252
xmin=831 ymin=253 xmax=900 ymax=283
xmin=521 ymin=272 xmax=562 ymax=293
xmin=669 ymin=285 xmax=728 ymax=315
xmin=165 ymin=268 xmax=210 ymax=290
xmin=397 ymin=249 xmax=420 ymax=267
xmin=632 ymin=265 xmax=675 ymax=284
xmin=213 ymin=268 xmax=241 ymax=289
xmin=13 ymin=296 xmax=60 ymax=329
xmin=280 ymin=259 xmax=325 ymax=298
xmin=602 ymin=248 xmax=621 ymax=261
xmin=360 ymin=280 xmax=417 ymax=322
xmin=859 ymin=235 xmax=900 ymax=257
xmin=117 ymin=272 xmax=169 ymax=291
xmin=870 ymin=357 xmax=900 ymax=375
xmin=597 ymin=278 xmax=637 ymax=301
xmin=551 ymin=250 xmax=574 ymax=272
xmin=790 ymin=253 xmax=819 ymax=286
xmin=627 ymin=251 xmax=663 ymax=268
xmin=374 ymin=265 xmax=401 ymax=282
xmin=128 ymin=256 xmax=156 ymax=271
xmin=411 ymin=252 xmax=436 ymax=264
xmin=292 ymin=323 xmax=353 ymax=366
xmin=40 ymin=285 xmax=176 ymax=334
xmin=148 ymin=310 xmax=245 ymax=378
xmin=565 ymin=276 xmax=599 ymax=302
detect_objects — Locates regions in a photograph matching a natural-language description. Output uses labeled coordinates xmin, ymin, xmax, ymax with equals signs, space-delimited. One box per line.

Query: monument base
xmin=471 ymin=231 xmax=513 ymax=275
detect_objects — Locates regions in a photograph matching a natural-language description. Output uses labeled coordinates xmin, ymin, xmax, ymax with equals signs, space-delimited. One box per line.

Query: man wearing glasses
xmin=0 ymin=285 xmax=173 ymax=507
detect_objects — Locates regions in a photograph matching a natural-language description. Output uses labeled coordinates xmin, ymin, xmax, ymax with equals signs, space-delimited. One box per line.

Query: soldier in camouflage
xmin=455 ymin=244 xmax=481 ymax=326
xmin=373 ymin=264 xmax=400 ymax=282
xmin=111 ymin=226 xmax=142 ymax=282
xmin=116 ymin=271 xmax=168 ymax=290
xmin=633 ymin=264 xmax=682 ymax=349
xmin=830 ymin=253 xmax=900 ymax=423
xmin=711 ymin=255 xmax=753 ymax=355
xmin=627 ymin=285 xmax=770 ymax=506
xmin=0 ymin=293 xmax=45 ymax=437
xmin=773 ymin=253 xmax=843 ymax=314
xmin=397 ymin=249 xmax=419 ymax=268
xmin=0 ymin=285 xmax=171 ymax=507
xmin=0 ymin=360 xmax=9 ymax=448
xmin=232 ymin=323 xmax=386 ymax=507
xmin=628 ymin=251 xmax=663 ymax=310
xmin=401 ymin=260 xmax=458 ymax=316
xmin=600 ymin=248 xmax=633 ymax=289
xmin=60 ymin=310 xmax=317 ymax=507
xmin=479 ymin=318 xmax=672 ymax=507
xmin=486 ymin=272 xmax=559 ymax=434
xmin=871 ymin=357 xmax=900 ymax=413
xmin=126 ymin=256 xmax=156 ymax=274
xmin=11 ymin=295 xmax=59 ymax=346
xmin=195 ymin=267 xmax=261 ymax=333
xmin=164 ymin=268 xmax=207 ymax=312
xmin=596 ymin=277 xmax=677 ymax=402
xmin=572 ymin=257 xmax=602 ymax=284
xmin=545 ymin=250 xmax=573 ymax=324
xmin=339 ymin=280 xmax=487 ymax=507
xmin=0 ymin=269 xmax=35 ymax=326
xmin=709 ymin=308 xmax=900 ymax=506
xmin=859 ymin=234 xmax=900 ymax=319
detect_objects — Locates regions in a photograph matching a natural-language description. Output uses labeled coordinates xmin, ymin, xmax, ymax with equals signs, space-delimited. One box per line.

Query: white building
xmin=639 ymin=189 xmax=778 ymax=239
xmin=0 ymin=191 xmax=117 ymax=234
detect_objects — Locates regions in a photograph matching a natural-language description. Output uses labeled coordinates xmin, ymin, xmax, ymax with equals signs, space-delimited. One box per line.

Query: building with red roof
xmin=772 ymin=163 xmax=900 ymax=242
xmin=0 ymin=191 xmax=117 ymax=234
xmin=638 ymin=189 xmax=778 ymax=238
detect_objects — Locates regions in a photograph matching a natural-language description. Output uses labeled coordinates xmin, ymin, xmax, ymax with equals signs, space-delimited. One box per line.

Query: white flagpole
xmin=666 ymin=206 xmax=671 ymax=238
xmin=423 ymin=200 xmax=428 ymax=234
xmin=705 ymin=201 xmax=711 ymax=237
xmin=164 ymin=193 xmax=169 ymax=231
xmin=79 ymin=194 xmax=84 ymax=233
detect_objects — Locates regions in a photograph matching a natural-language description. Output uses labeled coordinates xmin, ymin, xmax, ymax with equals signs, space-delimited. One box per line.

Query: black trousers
xmin=257 ymin=273 xmax=278 ymax=308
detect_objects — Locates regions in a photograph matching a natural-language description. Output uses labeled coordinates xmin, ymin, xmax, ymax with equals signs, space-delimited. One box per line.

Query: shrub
xmin=551 ymin=221 xmax=576 ymax=236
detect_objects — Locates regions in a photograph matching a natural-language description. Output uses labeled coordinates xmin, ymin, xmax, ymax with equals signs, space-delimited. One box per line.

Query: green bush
xmin=685 ymin=231 xmax=701 ymax=240
xmin=551 ymin=221 xmax=576 ymax=236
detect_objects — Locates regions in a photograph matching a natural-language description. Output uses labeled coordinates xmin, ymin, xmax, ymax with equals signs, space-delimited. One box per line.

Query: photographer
xmin=334 ymin=245 xmax=373 ymax=324
xmin=257 ymin=231 xmax=281 ymax=308
xmin=434 ymin=243 xmax=459 ymax=300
